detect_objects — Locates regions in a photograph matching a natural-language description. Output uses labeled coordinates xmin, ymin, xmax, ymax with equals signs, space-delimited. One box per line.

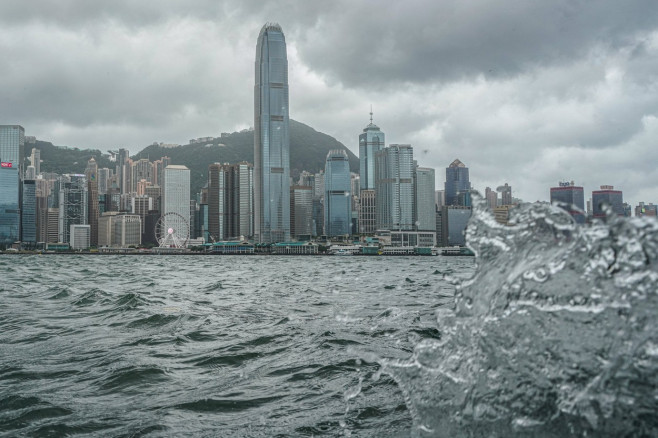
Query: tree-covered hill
xmin=27 ymin=119 xmax=358 ymax=196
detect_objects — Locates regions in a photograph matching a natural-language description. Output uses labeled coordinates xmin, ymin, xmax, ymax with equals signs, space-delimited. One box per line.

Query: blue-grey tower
xmin=324 ymin=150 xmax=351 ymax=237
xmin=359 ymin=110 xmax=385 ymax=190
xmin=254 ymin=23 xmax=291 ymax=243
xmin=445 ymin=159 xmax=471 ymax=206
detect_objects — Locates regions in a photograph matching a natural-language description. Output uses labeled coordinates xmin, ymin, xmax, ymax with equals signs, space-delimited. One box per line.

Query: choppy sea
xmin=1 ymin=202 xmax=657 ymax=437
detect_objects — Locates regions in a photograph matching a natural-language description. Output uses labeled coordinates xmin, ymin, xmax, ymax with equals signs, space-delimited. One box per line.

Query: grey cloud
xmin=294 ymin=1 xmax=658 ymax=87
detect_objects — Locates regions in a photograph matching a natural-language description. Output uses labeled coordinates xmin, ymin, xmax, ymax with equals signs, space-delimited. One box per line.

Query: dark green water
xmin=0 ymin=255 xmax=470 ymax=436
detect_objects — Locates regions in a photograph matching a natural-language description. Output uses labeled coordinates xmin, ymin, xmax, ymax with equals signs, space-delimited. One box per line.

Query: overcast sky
xmin=1 ymin=0 xmax=657 ymax=206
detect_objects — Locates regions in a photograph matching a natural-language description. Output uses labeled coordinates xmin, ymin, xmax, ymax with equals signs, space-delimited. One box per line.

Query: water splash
xmin=380 ymin=200 xmax=658 ymax=437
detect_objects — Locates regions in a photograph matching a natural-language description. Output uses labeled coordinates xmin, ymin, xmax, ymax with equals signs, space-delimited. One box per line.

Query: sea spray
xmin=378 ymin=200 xmax=658 ymax=437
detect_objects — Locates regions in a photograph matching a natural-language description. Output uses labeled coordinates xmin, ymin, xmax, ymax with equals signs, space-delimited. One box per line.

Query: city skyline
xmin=0 ymin=2 xmax=657 ymax=208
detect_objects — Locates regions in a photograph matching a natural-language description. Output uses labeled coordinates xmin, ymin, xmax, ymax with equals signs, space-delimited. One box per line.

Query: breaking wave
xmin=378 ymin=200 xmax=658 ymax=437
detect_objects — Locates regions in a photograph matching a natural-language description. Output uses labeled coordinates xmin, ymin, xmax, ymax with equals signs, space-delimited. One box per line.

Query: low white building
xmin=70 ymin=224 xmax=91 ymax=250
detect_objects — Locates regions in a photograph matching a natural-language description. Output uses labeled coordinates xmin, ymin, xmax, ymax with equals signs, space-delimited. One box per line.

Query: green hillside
xmin=28 ymin=119 xmax=358 ymax=196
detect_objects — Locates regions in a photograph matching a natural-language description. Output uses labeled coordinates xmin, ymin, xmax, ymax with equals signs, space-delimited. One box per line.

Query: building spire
xmin=369 ymin=105 xmax=373 ymax=124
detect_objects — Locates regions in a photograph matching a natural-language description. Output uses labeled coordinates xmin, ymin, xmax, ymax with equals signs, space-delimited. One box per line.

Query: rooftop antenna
xmin=369 ymin=105 xmax=373 ymax=124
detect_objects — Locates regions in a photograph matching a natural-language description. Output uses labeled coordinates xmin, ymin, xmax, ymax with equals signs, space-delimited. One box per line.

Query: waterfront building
xmin=86 ymin=158 xmax=99 ymax=246
xmin=445 ymin=159 xmax=470 ymax=206
xmin=0 ymin=167 xmax=20 ymax=246
xmin=36 ymin=193 xmax=48 ymax=243
xmin=21 ymin=179 xmax=36 ymax=244
xmin=635 ymin=202 xmax=657 ymax=217
xmin=208 ymin=162 xmax=254 ymax=241
xmin=375 ymin=144 xmax=415 ymax=231
xmin=99 ymin=212 xmax=142 ymax=247
xmin=254 ymin=23 xmax=291 ymax=243
xmin=131 ymin=195 xmax=153 ymax=235
xmin=440 ymin=205 xmax=472 ymax=246
xmin=312 ymin=198 xmax=324 ymax=236
xmin=58 ymin=175 xmax=88 ymax=244
xmin=414 ymin=166 xmax=436 ymax=231
xmin=46 ymin=208 xmax=59 ymax=243
xmin=592 ymin=185 xmax=624 ymax=218
xmin=70 ymin=224 xmax=91 ymax=250
xmin=359 ymin=111 xmax=385 ymax=190
xmin=162 ymin=165 xmax=191 ymax=238
xmin=359 ymin=189 xmax=376 ymax=234
xmin=324 ymin=150 xmax=351 ymax=237
xmin=550 ymin=181 xmax=585 ymax=224
xmin=290 ymin=185 xmax=313 ymax=239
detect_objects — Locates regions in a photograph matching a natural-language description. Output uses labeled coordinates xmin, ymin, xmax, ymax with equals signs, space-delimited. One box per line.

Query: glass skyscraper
xmin=58 ymin=175 xmax=88 ymax=244
xmin=414 ymin=167 xmax=436 ymax=231
xmin=445 ymin=159 xmax=471 ymax=206
xmin=592 ymin=185 xmax=624 ymax=218
xmin=359 ymin=114 xmax=385 ymax=190
xmin=162 ymin=165 xmax=191 ymax=238
xmin=254 ymin=23 xmax=290 ymax=243
xmin=324 ymin=150 xmax=351 ymax=237
xmin=375 ymin=144 xmax=415 ymax=231
xmin=0 ymin=168 xmax=20 ymax=246
xmin=550 ymin=182 xmax=585 ymax=224
xmin=0 ymin=126 xmax=24 ymax=247
xmin=21 ymin=179 xmax=37 ymax=244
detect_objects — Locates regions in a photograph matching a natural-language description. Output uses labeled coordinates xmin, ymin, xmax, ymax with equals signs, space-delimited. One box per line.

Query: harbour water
xmin=1 ymin=203 xmax=657 ymax=437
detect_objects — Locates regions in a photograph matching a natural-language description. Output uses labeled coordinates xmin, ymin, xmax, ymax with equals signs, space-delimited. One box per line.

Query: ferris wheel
xmin=155 ymin=212 xmax=190 ymax=248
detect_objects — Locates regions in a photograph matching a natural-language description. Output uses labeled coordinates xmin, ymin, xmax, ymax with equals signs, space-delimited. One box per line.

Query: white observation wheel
xmin=155 ymin=212 xmax=190 ymax=248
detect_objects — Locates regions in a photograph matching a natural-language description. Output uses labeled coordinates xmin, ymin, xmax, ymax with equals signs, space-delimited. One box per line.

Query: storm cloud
xmin=0 ymin=0 xmax=656 ymax=207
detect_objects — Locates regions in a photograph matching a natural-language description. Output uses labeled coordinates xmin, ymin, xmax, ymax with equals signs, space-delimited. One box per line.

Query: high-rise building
xmin=0 ymin=166 xmax=20 ymax=246
xmin=499 ymin=183 xmax=513 ymax=206
xmin=324 ymin=150 xmax=351 ymax=237
xmin=550 ymin=181 xmax=585 ymax=224
xmin=254 ymin=23 xmax=290 ymax=243
xmin=592 ymin=185 xmax=624 ymax=218
xmin=133 ymin=158 xmax=152 ymax=187
xmin=414 ymin=167 xmax=436 ymax=231
xmin=445 ymin=159 xmax=470 ymax=206
xmin=86 ymin=158 xmax=99 ymax=246
xmin=229 ymin=162 xmax=254 ymax=240
xmin=97 ymin=168 xmax=111 ymax=195
xmin=359 ymin=189 xmax=376 ymax=235
xmin=290 ymin=185 xmax=313 ymax=238
xmin=208 ymin=162 xmax=254 ymax=241
xmin=484 ymin=187 xmax=498 ymax=209
xmin=635 ymin=202 xmax=657 ymax=217
xmin=21 ymin=179 xmax=36 ymax=244
xmin=375 ymin=144 xmax=415 ymax=231
xmin=162 ymin=165 xmax=191 ymax=239
xmin=30 ymin=147 xmax=40 ymax=175
xmin=359 ymin=112 xmax=385 ymax=190
xmin=0 ymin=125 xmax=25 ymax=174
xmin=441 ymin=205 xmax=472 ymax=246
xmin=435 ymin=190 xmax=445 ymax=210
xmin=46 ymin=208 xmax=59 ymax=243
xmin=0 ymin=126 xmax=24 ymax=247
xmin=58 ymin=175 xmax=88 ymax=244
xmin=117 ymin=148 xmax=130 ymax=194
xmin=131 ymin=195 xmax=153 ymax=235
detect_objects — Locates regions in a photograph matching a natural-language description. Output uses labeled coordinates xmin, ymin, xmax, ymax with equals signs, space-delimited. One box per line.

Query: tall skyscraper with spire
xmin=359 ymin=109 xmax=385 ymax=190
xmin=254 ymin=23 xmax=291 ymax=243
